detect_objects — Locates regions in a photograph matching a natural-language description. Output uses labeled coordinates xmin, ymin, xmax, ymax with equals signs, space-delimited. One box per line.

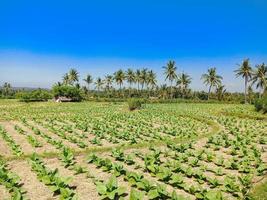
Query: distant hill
xmin=0 ymin=87 xmax=50 ymax=91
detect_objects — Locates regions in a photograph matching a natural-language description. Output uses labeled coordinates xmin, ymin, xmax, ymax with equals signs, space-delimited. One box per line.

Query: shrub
xmin=128 ymin=99 xmax=142 ymax=111
xmin=16 ymin=89 xmax=52 ymax=102
xmin=52 ymin=85 xmax=82 ymax=101
xmin=255 ymin=96 xmax=267 ymax=113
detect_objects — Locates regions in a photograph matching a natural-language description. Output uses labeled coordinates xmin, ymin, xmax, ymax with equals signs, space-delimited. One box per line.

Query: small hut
xmin=55 ymin=96 xmax=73 ymax=102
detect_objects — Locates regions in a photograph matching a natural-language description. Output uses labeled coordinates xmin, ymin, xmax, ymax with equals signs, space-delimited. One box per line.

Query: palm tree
xmin=147 ymin=70 xmax=157 ymax=96
xmin=234 ymin=59 xmax=253 ymax=103
xmin=176 ymin=73 xmax=192 ymax=98
xmin=251 ymin=63 xmax=267 ymax=95
xmin=135 ymin=69 xmax=141 ymax=91
xmin=95 ymin=77 xmax=103 ymax=92
xmin=126 ymin=69 xmax=135 ymax=89
xmin=147 ymin=70 xmax=157 ymax=89
xmin=163 ymin=60 xmax=177 ymax=98
xmin=113 ymin=69 xmax=125 ymax=90
xmin=68 ymin=68 xmax=79 ymax=85
xmin=2 ymin=82 xmax=12 ymax=96
xmin=201 ymin=67 xmax=223 ymax=100
xmin=104 ymin=75 xmax=113 ymax=91
xmin=216 ymin=85 xmax=226 ymax=101
xmin=83 ymin=74 xmax=93 ymax=90
xmin=140 ymin=68 xmax=148 ymax=90
xmin=62 ymin=73 xmax=70 ymax=85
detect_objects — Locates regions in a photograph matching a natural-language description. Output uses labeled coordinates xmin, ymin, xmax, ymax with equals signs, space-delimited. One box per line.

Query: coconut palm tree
xmin=113 ymin=69 xmax=125 ymax=90
xmin=216 ymin=85 xmax=226 ymax=101
xmin=201 ymin=67 xmax=223 ymax=100
xmin=176 ymin=73 xmax=192 ymax=98
xmin=95 ymin=77 xmax=103 ymax=92
xmin=251 ymin=63 xmax=267 ymax=95
xmin=62 ymin=73 xmax=70 ymax=85
xmin=83 ymin=74 xmax=93 ymax=90
xmin=135 ymin=69 xmax=141 ymax=91
xmin=147 ymin=70 xmax=157 ymax=96
xmin=104 ymin=75 xmax=113 ymax=91
xmin=126 ymin=69 xmax=135 ymax=89
xmin=234 ymin=59 xmax=253 ymax=103
xmin=140 ymin=68 xmax=148 ymax=90
xmin=163 ymin=60 xmax=177 ymax=98
xmin=68 ymin=68 xmax=79 ymax=85
xmin=2 ymin=82 xmax=12 ymax=96
xmin=147 ymin=70 xmax=157 ymax=89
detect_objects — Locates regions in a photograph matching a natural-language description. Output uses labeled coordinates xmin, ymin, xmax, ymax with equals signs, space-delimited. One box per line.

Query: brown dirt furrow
xmin=0 ymin=135 xmax=13 ymax=158
xmin=14 ymin=121 xmax=57 ymax=154
xmin=0 ymin=185 xmax=10 ymax=200
xmin=43 ymin=157 xmax=100 ymax=200
xmin=28 ymin=120 xmax=79 ymax=151
xmin=0 ymin=122 xmax=36 ymax=155
xmin=8 ymin=160 xmax=57 ymax=200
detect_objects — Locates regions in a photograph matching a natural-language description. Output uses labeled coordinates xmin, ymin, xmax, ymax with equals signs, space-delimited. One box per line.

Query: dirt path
xmin=14 ymin=121 xmax=57 ymax=154
xmin=0 ymin=121 xmax=36 ymax=155
xmin=28 ymin=120 xmax=79 ymax=150
xmin=8 ymin=160 xmax=57 ymax=200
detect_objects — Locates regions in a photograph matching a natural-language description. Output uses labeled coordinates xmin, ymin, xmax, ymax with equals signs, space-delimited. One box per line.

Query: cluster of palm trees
xmin=235 ymin=59 xmax=267 ymax=103
xmin=83 ymin=68 xmax=158 ymax=94
xmin=58 ymin=58 xmax=266 ymax=102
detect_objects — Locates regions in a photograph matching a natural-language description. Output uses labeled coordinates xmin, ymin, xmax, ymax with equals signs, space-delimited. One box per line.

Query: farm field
xmin=0 ymin=100 xmax=266 ymax=200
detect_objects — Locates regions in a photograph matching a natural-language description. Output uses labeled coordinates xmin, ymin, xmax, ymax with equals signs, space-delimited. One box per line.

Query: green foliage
xmin=0 ymin=159 xmax=26 ymax=199
xmin=29 ymin=153 xmax=77 ymax=199
xmin=52 ymin=85 xmax=82 ymax=101
xmin=95 ymin=175 xmax=126 ymax=200
xmin=255 ymin=96 xmax=267 ymax=113
xmin=128 ymin=99 xmax=142 ymax=111
xmin=16 ymin=89 xmax=52 ymax=102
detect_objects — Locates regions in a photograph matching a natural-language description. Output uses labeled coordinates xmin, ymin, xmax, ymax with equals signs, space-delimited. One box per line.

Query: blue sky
xmin=0 ymin=0 xmax=267 ymax=91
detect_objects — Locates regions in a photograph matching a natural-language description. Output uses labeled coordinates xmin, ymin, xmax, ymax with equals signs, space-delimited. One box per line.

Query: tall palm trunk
xmin=208 ymin=85 xmax=212 ymax=100
xmin=244 ymin=77 xmax=248 ymax=104
xmin=171 ymin=80 xmax=173 ymax=99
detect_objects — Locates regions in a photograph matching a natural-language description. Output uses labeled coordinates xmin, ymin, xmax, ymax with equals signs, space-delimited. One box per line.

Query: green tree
xmin=2 ymin=82 xmax=13 ymax=97
xmin=126 ymin=69 xmax=135 ymax=89
xmin=201 ymin=67 xmax=223 ymax=100
xmin=95 ymin=77 xmax=103 ymax=92
xmin=163 ymin=60 xmax=177 ymax=98
xmin=234 ymin=59 xmax=253 ymax=103
xmin=216 ymin=85 xmax=226 ymax=101
xmin=140 ymin=68 xmax=148 ymax=90
xmin=68 ymin=68 xmax=79 ymax=85
xmin=114 ymin=69 xmax=125 ymax=90
xmin=251 ymin=63 xmax=267 ymax=96
xmin=62 ymin=73 xmax=70 ymax=85
xmin=176 ymin=73 xmax=192 ymax=98
xmin=135 ymin=69 xmax=141 ymax=91
xmin=147 ymin=70 xmax=157 ymax=96
xmin=104 ymin=75 xmax=113 ymax=91
xmin=83 ymin=74 xmax=93 ymax=90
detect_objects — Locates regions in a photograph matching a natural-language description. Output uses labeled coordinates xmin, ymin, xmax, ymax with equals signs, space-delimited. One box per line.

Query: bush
xmin=52 ymin=85 xmax=82 ymax=101
xmin=16 ymin=89 xmax=52 ymax=102
xmin=255 ymin=96 xmax=267 ymax=113
xmin=128 ymin=99 xmax=142 ymax=111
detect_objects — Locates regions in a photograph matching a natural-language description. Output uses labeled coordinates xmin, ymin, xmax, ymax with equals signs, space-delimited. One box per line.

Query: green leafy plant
xmin=95 ymin=175 xmax=126 ymax=200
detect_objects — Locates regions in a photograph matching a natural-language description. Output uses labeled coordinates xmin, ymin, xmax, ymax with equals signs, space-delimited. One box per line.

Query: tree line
xmin=1 ymin=58 xmax=266 ymax=103
xmin=53 ymin=59 xmax=266 ymax=103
